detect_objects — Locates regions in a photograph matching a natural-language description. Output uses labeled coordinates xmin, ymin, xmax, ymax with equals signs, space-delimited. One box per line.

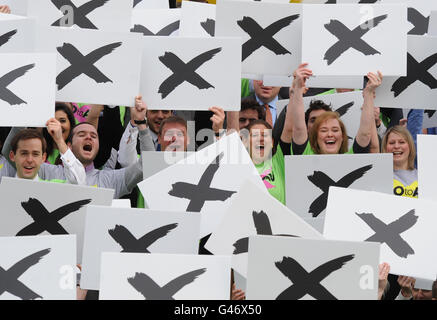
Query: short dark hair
xmin=11 ymin=129 xmax=47 ymax=154
xmin=305 ymin=100 xmax=332 ymax=126
xmin=69 ymin=121 xmax=97 ymax=143
xmin=241 ymin=98 xmax=265 ymax=121
xmin=158 ymin=116 xmax=187 ymax=137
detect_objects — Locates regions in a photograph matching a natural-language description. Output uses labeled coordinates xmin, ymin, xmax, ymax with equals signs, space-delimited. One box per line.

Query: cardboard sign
xmin=0 ymin=177 xmax=114 ymax=262
xmin=302 ymin=4 xmax=407 ymax=76
xmin=325 ymin=187 xmax=437 ymax=280
xmin=417 ymin=134 xmax=437 ymax=201
xmin=140 ymin=36 xmax=241 ymax=110
xmin=27 ymin=0 xmax=133 ymax=32
xmin=375 ymin=35 xmax=437 ymax=109
xmin=215 ymin=0 xmax=302 ymax=77
xmin=0 ymin=235 xmax=76 ymax=300
xmin=285 ymin=154 xmax=393 ymax=232
xmin=0 ymin=53 xmax=56 ymax=127
xmin=246 ymin=236 xmax=380 ymax=300
xmin=37 ymin=27 xmax=143 ymax=106
xmin=99 ymin=253 xmax=231 ymax=300
xmin=80 ymin=205 xmax=201 ymax=290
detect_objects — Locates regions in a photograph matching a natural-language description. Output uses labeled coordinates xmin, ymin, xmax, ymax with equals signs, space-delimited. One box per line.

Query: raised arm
xmin=356 ymin=71 xmax=383 ymax=148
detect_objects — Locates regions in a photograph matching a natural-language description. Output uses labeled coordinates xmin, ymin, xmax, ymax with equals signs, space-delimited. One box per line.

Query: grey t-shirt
xmin=0 ymin=155 xmax=16 ymax=180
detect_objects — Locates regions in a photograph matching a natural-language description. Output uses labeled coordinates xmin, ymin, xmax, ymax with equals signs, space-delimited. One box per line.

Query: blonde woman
xmin=382 ymin=125 xmax=418 ymax=198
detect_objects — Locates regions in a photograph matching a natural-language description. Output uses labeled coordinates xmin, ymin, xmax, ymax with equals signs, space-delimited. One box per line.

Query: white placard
xmin=27 ymin=0 xmax=133 ymax=32
xmin=0 ymin=17 xmax=35 ymax=52
xmin=324 ymin=187 xmax=437 ymax=280
xmin=111 ymin=199 xmax=131 ymax=208
xmin=302 ymin=4 xmax=408 ymax=76
xmin=0 ymin=235 xmax=76 ymax=300
xmin=179 ymin=1 xmax=216 ymax=37
xmin=138 ymin=133 xmax=266 ymax=237
xmin=133 ymin=0 xmax=169 ymax=9
xmin=0 ymin=53 xmax=56 ymax=127
xmin=215 ymin=1 xmax=302 ymax=77
xmin=131 ymin=8 xmax=180 ymax=37
xmin=80 ymin=205 xmax=201 ymax=290
xmin=37 ymin=27 xmax=143 ymax=106
xmin=422 ymin=109 xmax=437 ymax=129
xmin=246 ymin=236 xmax=380 ymax=300
xmin=405 ymin=0 xmax=437 ymax=36
xmin=285 ymin=154 xmax=393 ymax=232
xmin=375 ymin=35 xmax=437 ymax=110
xmin=0 ymin=177 xmax=114 ymax=262
xmin=140 ymin=36 xmax=241 ymax=111
xmin=99 ymin=253 xmax=231 ymax=300
xmin=205 ymin=180 xmax=322 ymax=278
xmin=417 ymin=134 xmax=437 ymax=201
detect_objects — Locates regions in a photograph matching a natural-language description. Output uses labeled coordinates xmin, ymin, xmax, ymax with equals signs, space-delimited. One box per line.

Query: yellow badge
xmin=393 ymin=179 xmax=418 ymax=198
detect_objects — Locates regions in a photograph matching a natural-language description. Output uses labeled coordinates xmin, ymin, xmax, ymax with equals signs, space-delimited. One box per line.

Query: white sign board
xmin=215 ymin=1 xmax=302 ymax=77
xmin=179 ymin=1 xmax=216 ymax=37
xmin=131 ymin=8 xmax=180 ymax=36
xmin=80 ymin=205 xmax=201 ymax=290
xmin=324 ymin=187 xmax=437 ymax=280
xmin=417 ymin=134 xmax=437 ymax=201
xmin=0 ymin=53 xmax=56 ymax=127
xmin=140 ymin=36 xmax=241 ymax=110
xmin=99 ymin=253 xmax=231 ymax=300
xmin=27 ymin=0 xmax=133 ymax=32
xmin=0 ymin=235 xmax=76 ymax=300
xmin=285 ymin=154 xmax=393 ymax=232
xmin=37 ymin=27 xmax=142 ymax=106
xmin=302 ymin=4 xmax=408 ymax=76
xmin=246 ymin=236 xmax=380 ymax=300
xmin=375 ymin=35 xmax=437 ymax=109
xmin=0 ymin=177 xmax=114 ymax=262
xmin=0 ymin=17 xmax=35 ymax=52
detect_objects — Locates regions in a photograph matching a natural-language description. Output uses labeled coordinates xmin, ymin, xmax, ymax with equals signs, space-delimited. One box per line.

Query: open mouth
xmin=325 ymin=139 xmax=336 ymax=146
xmin=255 ymin=145 xmax=265 ymax=151
xmin=83 ymin=144 xmax=92 ymax=152
xmin=393 ymin=151 xmax=403 ymax=156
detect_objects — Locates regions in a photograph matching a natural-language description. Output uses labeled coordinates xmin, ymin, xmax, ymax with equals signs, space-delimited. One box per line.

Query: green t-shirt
xmin=241 ymin=79 xmax=251 ymax=98
xmin=255 ymin=144 xmax=286 ymax=205
xmin=46 ymin=149 xmax=60 ymax=165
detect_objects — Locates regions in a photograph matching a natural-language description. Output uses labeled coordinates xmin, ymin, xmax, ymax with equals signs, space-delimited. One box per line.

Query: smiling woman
xmin=382 ymin=126 xmax=418 ymax=198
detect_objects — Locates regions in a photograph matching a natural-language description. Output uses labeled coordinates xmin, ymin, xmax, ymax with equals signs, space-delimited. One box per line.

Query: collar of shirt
xmin=15 ymin=173 xmax=39 ymax=181
xmin=85 ymin=163 xmax=95 ymax=173
xmin=255 ymin=94 xmax=278 ymax=126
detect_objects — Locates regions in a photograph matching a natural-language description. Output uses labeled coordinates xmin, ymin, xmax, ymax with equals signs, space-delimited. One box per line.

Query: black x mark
xmin=275 ymin=254 xmax=354 ymax=300
xmin=233 ymin=210 xmax=297 ymax=254
xmin=425 ymin=110 xmax=436 ymax=119
xmin=51 ymin=0 xmax=109 ymax=29
xmin=130 ymin=20 xmax=180 ymax=36
xmin=0 ymin=29 xmax=17 ymax=48
xmin=16 ymin=198 xmax=91 ymax=236
xmin=0 ymin=248 xmax=50 ymax=300
xmin=128 ymin=268 xmax=206 ymax=300
xmin=56 ymin=42 xmax=121 ymax=90
xmin=408 ymin=7 xmax=429 ymax=36
xmin=334 ymin=101 xmax=354 ymax=140
xmin=356 ymin=209 xmax=418 ymax=258
xmin=133 ymin=0 xmax=143 ymax=8
xmin=0 ymin=64 xmax=34 ymax=106
xmin=308 ymin=165 xmax=373 ymax=218
xmin=200 ymin=18 xmax=215 ymax=37
xmin=168 ymin=152 xmax=236 ymax=212
xmin=237 ymin=15 xmax=300 ymax=61
xmin=391 ymin=52 xmax=437 ymax=98
xmin=324 ymin=15 xmax=387 ymax=65
xmin=108 ymin=223 xmax=178 ymax=253
xmin=158 ymin=47 xmax=221 ymax=99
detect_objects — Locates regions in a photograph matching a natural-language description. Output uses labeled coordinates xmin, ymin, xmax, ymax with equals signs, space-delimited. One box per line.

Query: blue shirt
xmin=255 ymin=94 xmax=278 ymax=127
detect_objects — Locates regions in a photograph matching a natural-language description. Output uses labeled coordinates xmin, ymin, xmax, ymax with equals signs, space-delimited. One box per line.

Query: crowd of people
xmin=0 ymin=1 xmax=436 ymax=300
